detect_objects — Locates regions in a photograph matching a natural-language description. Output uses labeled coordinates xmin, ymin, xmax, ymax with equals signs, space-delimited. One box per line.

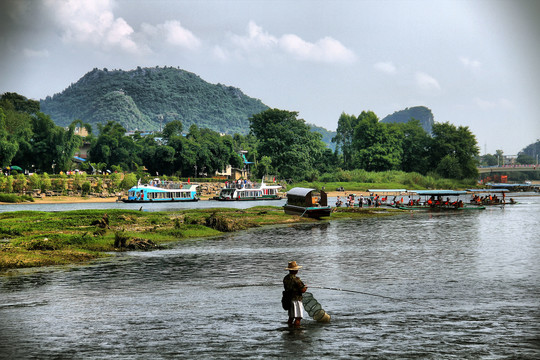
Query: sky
xmin=1 ymin=0 xmax=539 ymax=155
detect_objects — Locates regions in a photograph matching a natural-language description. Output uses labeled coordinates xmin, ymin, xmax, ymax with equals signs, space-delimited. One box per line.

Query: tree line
xmin=1 ymin=92 xmax=496 ymax=183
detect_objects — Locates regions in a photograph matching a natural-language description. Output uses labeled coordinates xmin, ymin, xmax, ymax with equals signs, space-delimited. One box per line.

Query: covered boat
xmin=467 ymin=189 xmax=513 ymax=205
xmin=397 ymin=190 xmax=485 ymax=211
xmin=122 ymin=181 xmax=199 ymax=203
xmin=212 ymin=181 xmax=282 ymax=201
xmin=283 ymin=187 xmax=332 ymax=218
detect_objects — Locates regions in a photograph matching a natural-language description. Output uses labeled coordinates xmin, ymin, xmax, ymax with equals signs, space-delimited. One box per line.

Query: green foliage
xmin=120 ymin=173 xmax=138 ymax=190
xmin=516 ymin=153 xmax=535 ymax=165
xmin=430 ymin=122 xmax=479 ymax=179
xmin=40 ymin=67 xmax=269 ymax=135
xmin=249 ymin=109 xmax=327 ymax=181
xmin=81 ymin=181 xmax=92 ymax=195
xmin=352 ymin=111 xmax=403 ymax=171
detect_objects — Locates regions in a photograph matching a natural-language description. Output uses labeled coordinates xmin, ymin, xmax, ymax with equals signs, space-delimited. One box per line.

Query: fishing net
xmin=303 ymin=292 xmax=330 ymax=322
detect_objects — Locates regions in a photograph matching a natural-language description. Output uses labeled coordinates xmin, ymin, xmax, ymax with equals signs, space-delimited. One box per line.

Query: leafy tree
xmin=0 ymin=108 xmax=19 ymax=167
xmin=0 ymin=92 xmax=40 ymax=114
xmin=89 ymin=121 xmax=141 ymax=171
xmin=480 ymin=154 xmax=498 ymax=166
xmin=429 ymin=122 xmax=479 ymax=179
xmin=352 ymin=111 xmax=403 ymax=171
xmin=397 ymin=120 xmax=431 ymax=174
xmin=332 ymin=112 xmax=359 ymax=169
xmin=250 ymin=109 xmax=326 ymax=181
xmin=162 ymin=120 xmax=183 ymax=140
xmin=516 ymin=153 xmax=535 ymax=165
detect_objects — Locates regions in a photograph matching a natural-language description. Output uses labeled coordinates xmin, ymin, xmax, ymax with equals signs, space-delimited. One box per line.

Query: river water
xmin=1 ymin=196 xmax=539 ymax=359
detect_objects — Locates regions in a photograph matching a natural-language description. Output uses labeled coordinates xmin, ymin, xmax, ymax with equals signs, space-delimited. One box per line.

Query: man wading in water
xmin=283 ymin=261 xmax=307 ymax=327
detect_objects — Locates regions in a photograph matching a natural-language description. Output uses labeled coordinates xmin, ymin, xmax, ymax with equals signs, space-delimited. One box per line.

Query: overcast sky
xmin=1 ymin=0 xmax=539 ymax=154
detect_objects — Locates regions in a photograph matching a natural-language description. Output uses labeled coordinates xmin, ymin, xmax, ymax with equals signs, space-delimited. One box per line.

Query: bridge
xmin=477 ymin=165 xmax=539 ymax=174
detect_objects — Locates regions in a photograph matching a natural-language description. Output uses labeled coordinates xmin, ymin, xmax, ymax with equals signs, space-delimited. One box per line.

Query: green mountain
xmin=40 ymin=67 xmax=269 ymax=135
xmin=380 ymin=106 xmax=434 ymax=134
xmin=308 ymin=124 xmax=336 ymax=151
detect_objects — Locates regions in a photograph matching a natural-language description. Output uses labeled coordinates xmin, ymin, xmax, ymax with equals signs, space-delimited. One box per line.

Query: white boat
xmin=212 ymin=181 xmax=282 ymax=201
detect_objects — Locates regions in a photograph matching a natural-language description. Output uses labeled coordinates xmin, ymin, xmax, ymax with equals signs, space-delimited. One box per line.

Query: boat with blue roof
xmin=122 ymin=179 xmax=199 ymax=203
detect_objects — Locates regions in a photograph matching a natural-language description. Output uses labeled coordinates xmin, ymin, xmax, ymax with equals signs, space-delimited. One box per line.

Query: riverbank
xmin=0 ymin=206 xmax=402 ymax=270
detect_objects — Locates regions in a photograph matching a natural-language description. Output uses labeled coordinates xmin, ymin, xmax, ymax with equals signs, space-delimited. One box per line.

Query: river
xmin=1 ymin=196 xmax=539 ymax=359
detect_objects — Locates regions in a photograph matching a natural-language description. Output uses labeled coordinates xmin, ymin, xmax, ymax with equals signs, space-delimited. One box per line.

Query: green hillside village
xmin=1 ymin=67 xmax=539 ymax=269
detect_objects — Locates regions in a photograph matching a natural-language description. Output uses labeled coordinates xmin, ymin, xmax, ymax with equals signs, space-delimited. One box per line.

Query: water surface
xmin=1 ymin=196 xmax=539 ymax=359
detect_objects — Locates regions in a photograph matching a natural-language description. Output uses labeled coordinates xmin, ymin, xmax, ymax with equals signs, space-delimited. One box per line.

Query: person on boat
xmin=283 ymin=261 xmax=307 ymax=328
xmin=336 ymin=196 xmax=342 ymax=207
xmin=359 ymin=194 xmax=364 ymax=208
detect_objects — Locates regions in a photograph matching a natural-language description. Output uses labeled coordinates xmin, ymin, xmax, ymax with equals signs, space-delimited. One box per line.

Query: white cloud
xmin=459 ymin=56 xmax=482 ymax=70
xmin=230 ymin=21 xmax=278 ymax=50
xmin=142 ymin=20 xmax=201 ymax=50
xmin=23 ymin=48 xmax=50 ymax=58
xmin=374 ymin=61 xmax=397 ymax=74
xmin=45 ymin=0 xmax=138 ymax=52
xmin=415 ymin=72 xmax=441 ymax=91
xmin=474 ymin=97 xmax=514 ymax=110
xmin=226 ymin=21 xmax=355 ymax=63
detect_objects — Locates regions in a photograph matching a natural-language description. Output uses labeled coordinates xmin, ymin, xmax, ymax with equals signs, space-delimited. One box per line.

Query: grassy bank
xmin=0 ymin=206 xmax=402 ymax=270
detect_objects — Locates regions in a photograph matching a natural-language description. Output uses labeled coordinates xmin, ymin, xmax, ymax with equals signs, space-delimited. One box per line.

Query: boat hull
xmin=212 ymin=195 xmax=282 ymax=201
xmin=283 ymin=204 xmax=332 ymax=218
xmin=397 ymin=204 xmax=485 ymax=211
xmin=121 ymin=198 xmax=199 ymax=203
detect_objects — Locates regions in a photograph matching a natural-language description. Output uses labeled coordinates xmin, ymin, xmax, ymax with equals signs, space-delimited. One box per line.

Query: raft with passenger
xmin=396 ymin=190 xmax=485 ymax=211
xmin=467 ymin=189 xmax=515 ymax=206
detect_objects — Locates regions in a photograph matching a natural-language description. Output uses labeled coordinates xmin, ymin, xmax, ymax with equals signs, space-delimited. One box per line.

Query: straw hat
xmin=285 ymin=261 xmax=302 ymax=270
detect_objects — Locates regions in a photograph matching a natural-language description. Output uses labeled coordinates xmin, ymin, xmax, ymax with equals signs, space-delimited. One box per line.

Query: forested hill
xmin=40 ymin=67 xmax=269 ymax=135
xmin=381 ymin=106 xmax=434 ymax=134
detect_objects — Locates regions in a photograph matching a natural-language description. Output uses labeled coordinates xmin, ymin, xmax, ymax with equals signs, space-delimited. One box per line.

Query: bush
xmin=82 ymin=181 xmax=92 ymax=195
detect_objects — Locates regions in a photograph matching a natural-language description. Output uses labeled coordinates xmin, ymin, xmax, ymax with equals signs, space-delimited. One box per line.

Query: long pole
xmin=310 ymin=285 xmax=437 ymax=309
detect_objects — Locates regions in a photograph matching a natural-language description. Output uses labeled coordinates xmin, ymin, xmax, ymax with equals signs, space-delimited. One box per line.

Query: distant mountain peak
xmin=381 ymin=106 xmax=434 ymax=133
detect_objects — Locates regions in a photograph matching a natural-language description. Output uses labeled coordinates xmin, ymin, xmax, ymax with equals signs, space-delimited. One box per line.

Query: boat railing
xmin=224 ymin=182 xmax=261 ymax=190
xmin=148 ymin=181 xmax=192 ymax=190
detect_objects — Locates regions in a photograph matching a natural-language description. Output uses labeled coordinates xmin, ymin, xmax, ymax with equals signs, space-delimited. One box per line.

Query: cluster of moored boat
xmin=335 ymin=188 xmax=516 ymax=211
xmin=122 ymin=180 xmax=517 ymax=219
xmin=121 ymin=180 xmax=282 ymax=203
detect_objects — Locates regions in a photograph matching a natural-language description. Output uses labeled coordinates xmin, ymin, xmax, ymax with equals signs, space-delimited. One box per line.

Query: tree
xmin=332 ymin=112 xmax=359 ymax=169
xmin=429 ymin=122 xmax=479 ymax=179
xmin=352 ymin=111 xmax=403 ymax=171
xmin=0 ymin=108 xmax=19 ymax=167
xmin=162 ymin=120 xmax=183 ymax=140
xmin=89 ymin=121 xmax=141 ymax=171
xmin=516 ymin=153 xmax=535 ymax=165
xmin=0 ymin=92 xmax=40 ymax=114
xmin=249 ymin=109 xmax=326 ymax=181
xmin=397 ymin=120 xmax=431 ymax=174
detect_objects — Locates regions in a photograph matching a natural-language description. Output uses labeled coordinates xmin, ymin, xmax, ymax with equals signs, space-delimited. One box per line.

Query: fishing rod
xmin=310 ymin=285 xmax=437 ymax=309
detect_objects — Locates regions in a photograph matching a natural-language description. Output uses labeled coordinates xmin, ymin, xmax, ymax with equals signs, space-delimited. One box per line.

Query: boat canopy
xmin=467 ymin=189 xmax=509 ymax=193
xmin=287 ymin=187 xmax=316 ymax=197
xmin=412 ymin=190 xmax=467 ymax=196
xmin=367 ymin=189 xmax=407 ymax=193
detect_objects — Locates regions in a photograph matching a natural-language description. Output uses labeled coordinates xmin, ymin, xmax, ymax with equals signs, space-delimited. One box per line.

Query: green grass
xmin=0 ymin=206 xmax=404 ymax=270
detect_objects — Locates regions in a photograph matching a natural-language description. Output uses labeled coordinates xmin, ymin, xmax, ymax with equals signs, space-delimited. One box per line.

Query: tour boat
xmin=283 ymin=187 xmax=332 ymax=218
xmin=212 ymin=181 xmax=282 ymax=201
xmin=396 ymin=190 xmax=485 ymax=211
xmin=467 ymin=189 xmax=515 ymax=206
xmin=122 ymin=181 xmax=199 ymax=203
